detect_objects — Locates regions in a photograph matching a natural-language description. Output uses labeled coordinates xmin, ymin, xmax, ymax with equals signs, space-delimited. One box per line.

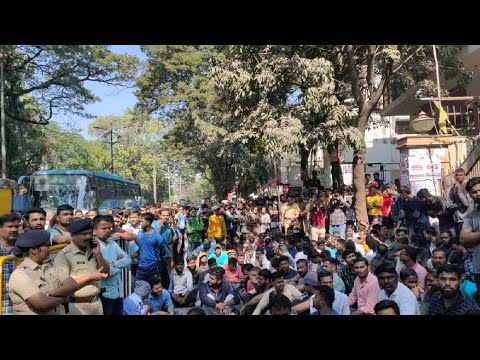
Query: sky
xmin=54 ymin=45 xmax=146 ymax=138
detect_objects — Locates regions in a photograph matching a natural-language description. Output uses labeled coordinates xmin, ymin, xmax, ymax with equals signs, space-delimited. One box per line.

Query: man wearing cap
xmin=8 ymin=230 xmax=107 ymax=315
xmin=54 ymin=219 xmax=110 ymax=315
xmin=123 ymin=280 xmax=151 ymax=315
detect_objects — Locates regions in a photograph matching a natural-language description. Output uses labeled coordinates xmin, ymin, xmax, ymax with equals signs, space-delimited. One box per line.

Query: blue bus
xmin=19 ymin=170 xmax=141 ymax=211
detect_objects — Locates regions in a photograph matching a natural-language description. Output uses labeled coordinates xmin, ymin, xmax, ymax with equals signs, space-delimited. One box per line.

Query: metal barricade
xmin=0 ymin=243 xmax=68 ymax=315
xmin=117 ymin=238 xmax=133 ymax=299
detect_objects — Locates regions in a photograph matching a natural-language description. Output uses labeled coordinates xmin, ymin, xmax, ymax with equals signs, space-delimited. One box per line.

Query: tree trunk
xmin=300 ymin=146 xmax=310 ymax=185
xmin=330 ymin=142 xmax=344 ymax=191
xmin=331 ymin=160 xmax=344 ymax=191
xmin=353 ymin=113 xmax=369 ymax=228
xmin=323 ymin=149 xmax=331 ymax=189
xmin=237 ymin=174 xmax=248 ymax=199
xmin=352 ymin=146 xmax=368 ymax=228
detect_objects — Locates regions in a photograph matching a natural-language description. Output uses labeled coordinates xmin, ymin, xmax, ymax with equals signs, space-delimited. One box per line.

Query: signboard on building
xmin=341 ymin=163 xmax=353 ymax=186
xmin=405 ymin=148 xmax=443 ymax=196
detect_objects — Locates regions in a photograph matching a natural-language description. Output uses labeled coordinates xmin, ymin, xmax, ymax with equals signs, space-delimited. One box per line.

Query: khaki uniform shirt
xmin=8 ymin=257 xmax=65 ymax=315
xmin=54 ymin=242 xmax=102 ymax=315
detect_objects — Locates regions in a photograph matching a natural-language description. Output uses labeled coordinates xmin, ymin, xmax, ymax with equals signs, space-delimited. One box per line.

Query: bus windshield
xmin=32 ymin=174 xmax=89 ymax=211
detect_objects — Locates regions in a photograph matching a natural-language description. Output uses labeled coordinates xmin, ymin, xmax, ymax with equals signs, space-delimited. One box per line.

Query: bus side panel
xmin=0 ymin=189 xmax=12 ymax=215
xmin=91 ymin=175 xmax=99 ymax=209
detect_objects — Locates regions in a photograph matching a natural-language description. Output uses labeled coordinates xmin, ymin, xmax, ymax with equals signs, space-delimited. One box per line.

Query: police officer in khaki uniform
xmin=54 ymin=219 xmax=110 ymax=315
xmin=8 ymin=230 xmax=107 ymax=315
xmin=281 ymin=198 xmax=300 ymax=233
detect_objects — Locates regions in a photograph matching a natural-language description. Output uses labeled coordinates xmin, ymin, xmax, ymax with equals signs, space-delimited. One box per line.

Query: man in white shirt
xmin=253 ymin=272 xmax=302 ymax=315
xmin=375 ymin=262 xmax=419 ymax=315
xmin=169 ymin=256 xmax=195 ymax=307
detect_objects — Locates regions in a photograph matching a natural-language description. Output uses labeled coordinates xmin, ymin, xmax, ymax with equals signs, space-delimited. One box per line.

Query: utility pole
xmin=0 ymin=55 xmax=6 ymax=179
xmin=179 ymin=175 xmax=182 ymax=201
xmin=153 ymin=167 xmax=157 ymax=204
xmin=168 ymin=166 xmax=171 ymax=205
xmin=93 ymin=121 xmax=126 ymax=174
xmin=110 ymin=126 xmax=114 ymax=173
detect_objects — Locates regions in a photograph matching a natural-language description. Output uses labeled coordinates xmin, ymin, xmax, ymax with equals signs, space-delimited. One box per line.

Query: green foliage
xmin=136 ymin=45 xmax=270 ymax=199
xmin=1 ymin=45 xmax=139 ymax=125
xmin=43 ymin=123 xmax=102 ymax=170
xmin=209 ymin=46 xmax=360 ymax=154
xmin=1 ymin=45 xmax=138 ymax=180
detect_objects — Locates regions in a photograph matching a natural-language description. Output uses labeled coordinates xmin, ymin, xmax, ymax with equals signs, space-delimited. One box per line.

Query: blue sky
xmin=55 ymin=45 xmax=146 ymax=137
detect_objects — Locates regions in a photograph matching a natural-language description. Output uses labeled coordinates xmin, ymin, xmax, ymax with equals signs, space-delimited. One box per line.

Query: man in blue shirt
xmin=192 ymin=238 xmax=215 ymax=258
xmin=310 ymin=284 xmax=339 ymax=315
xmin=135 ymin=213 xmax=169 ymax=284
xmin=124 ymin=280 xmax=151 ymax=315
xmin=158 ymin=208 xmax=173 ymax=289
xmin=96 ymin=215 xmax=131 ymax=315
xmin=278 ymin=255 xmax=298 ymax=281
xmin=145 ymin=275 xmax=181 ymax=315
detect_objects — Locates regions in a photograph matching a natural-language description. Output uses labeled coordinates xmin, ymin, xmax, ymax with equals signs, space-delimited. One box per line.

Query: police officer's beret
xmin=70 ymin=219 xmax=92 ymax=234
xmin=16 ymin=230 xmax=50 ymax=248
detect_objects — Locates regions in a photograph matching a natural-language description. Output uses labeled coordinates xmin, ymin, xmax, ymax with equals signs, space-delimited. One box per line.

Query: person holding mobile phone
xmin=54 ymin=218 xmax=110 ymax=315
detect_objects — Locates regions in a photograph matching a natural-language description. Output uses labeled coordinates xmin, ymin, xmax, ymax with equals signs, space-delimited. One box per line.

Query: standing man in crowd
xmin=49 ymin=204 xmax=74 ymax=244
xmin=95 ymin=215 xmax=131 ymax=315
xmin=54 ymin=219 xmax=110 ymax=315
xmin=0 ymin=214 xmax=20 ymax=314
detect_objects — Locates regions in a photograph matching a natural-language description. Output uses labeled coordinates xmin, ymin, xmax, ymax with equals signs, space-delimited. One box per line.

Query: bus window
xmin=32 ymin=174 xmax=88 ymax=211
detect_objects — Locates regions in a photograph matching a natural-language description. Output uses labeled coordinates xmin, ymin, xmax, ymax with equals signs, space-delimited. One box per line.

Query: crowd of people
xmin=1 ymin=167 xmax=480 ymax=315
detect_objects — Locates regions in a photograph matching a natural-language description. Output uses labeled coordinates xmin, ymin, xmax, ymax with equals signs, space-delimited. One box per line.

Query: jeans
xmin=136 ymin=261 xmax=162 ymax=283
xmin=100 ymin=297 xmax=124 ymax=316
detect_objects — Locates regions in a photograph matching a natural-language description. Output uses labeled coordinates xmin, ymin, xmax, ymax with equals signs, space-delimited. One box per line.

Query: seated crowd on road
xmin=1 ymin=168 xmax=480 ymax=315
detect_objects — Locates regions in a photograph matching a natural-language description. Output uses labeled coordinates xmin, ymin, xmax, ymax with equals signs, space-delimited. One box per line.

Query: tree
xmin=343 ymin=45 xmax=471 ymax=225
xmin=42 ymin=123 xmax=102 ymax=170
xmin=209 ymin=45 xmax=470 ymax=225
xmin=0 ymin=45 xmax=139 ymax=177
xmin=88 ymin=111 xmax=163 ymax=203
xmin=209 ymin=46 xmax=358 ymax=195
xmin=1 ymin=45 xmax=138 ymax=125
xmin=136 ymin=45 xmax=270 ymax=199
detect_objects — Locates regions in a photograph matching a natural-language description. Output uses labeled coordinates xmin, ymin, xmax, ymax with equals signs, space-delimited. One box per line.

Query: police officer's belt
xmin=70 ymin=296 xmax=99 ymax=303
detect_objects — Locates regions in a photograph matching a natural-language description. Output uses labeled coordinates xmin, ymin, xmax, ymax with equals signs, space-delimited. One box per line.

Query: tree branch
xmin=345 ymin=45 xmax=364 ymax=111
xmin=392 ymin=45 xmax=425 ymax=74
xmin=13 ymin=47 xmax=44 ymax=71
xmin=367 ymin=45 xmax=376 ymax=94
xmin=10 ymin=65 xmax=79 ymax=96
xmin=5 ymin=111 xmax=49 ymax=125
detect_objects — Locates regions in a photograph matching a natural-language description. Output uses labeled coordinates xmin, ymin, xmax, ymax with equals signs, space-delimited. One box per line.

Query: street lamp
xmin=410 ymin=111 xmax=435 ymax=134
